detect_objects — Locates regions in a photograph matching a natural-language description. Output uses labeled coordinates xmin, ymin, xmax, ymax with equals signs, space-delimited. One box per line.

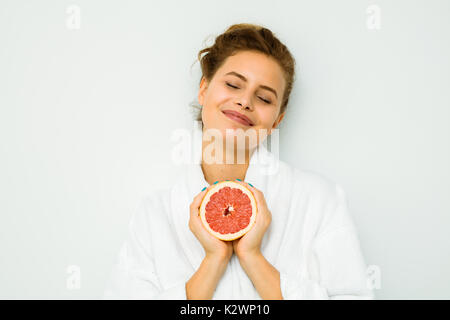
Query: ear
xmin=271 ymin=112 xmax=285 ymax=132
xmin=198 ymin=76 xmax=209 ymax=106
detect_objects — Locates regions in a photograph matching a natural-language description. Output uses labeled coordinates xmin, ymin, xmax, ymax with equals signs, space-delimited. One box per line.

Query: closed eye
xmin=226 ymin=82 xmax=239 ymax=89
xmin=259 ymin=97 xmax=271 ymax=104
xmin=226 ymin=82 xmax=272 ymax=104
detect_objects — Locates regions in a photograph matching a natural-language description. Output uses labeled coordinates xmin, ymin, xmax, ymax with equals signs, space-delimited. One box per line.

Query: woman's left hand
xmin=232 ymin=180 xmax=272 ymax=259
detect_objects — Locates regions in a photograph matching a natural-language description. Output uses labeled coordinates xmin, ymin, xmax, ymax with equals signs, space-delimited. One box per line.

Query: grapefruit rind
xmin=199 ymin=181 xmax=258 ymax=241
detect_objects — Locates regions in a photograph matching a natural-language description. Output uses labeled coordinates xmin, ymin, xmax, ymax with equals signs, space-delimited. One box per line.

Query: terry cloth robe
xmin=103 ymin=121 xmax=375 ymax=300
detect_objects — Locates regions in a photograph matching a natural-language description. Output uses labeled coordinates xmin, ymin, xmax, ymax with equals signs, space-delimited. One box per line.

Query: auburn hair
xmin=191 ymin=23 xmax=296 ymax=126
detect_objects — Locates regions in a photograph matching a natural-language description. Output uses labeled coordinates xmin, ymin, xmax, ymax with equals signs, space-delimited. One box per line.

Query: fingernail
xmin=248 ymin=183 xmax=254 ymax=187
xmin=201 ymin=187 xmax=206 ymax=191
xmin=213 ymin=181 xmax=219 ymax=184
xmin=236 ymin=179 xmax=242 ymax=181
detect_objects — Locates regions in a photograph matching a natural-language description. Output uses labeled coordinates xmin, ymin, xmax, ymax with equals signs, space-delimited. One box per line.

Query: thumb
xmin=191 ymin=188 xmax=208 ymax=216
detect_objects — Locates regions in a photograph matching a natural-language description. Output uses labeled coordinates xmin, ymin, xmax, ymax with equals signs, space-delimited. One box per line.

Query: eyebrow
xmin=225 ymin=71 xmax=278 ymax=99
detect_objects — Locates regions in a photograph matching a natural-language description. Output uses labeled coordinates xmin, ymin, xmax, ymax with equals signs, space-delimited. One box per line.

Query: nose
xmin=237 ymin=102 xmax=250 ymax=110
xmin=236 ymin=92 xmax=253 ymax=111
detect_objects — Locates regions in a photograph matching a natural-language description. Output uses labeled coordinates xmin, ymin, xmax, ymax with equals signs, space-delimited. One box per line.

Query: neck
xmin=200 ymin=135 xmax=256 ymax=185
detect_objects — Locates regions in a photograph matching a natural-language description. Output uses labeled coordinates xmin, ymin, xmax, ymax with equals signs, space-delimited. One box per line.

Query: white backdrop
xmin=0 ymin=0 xmax=449 ymax=299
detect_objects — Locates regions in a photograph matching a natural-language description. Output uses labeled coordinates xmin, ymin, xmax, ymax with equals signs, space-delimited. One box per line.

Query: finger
xmin=233 ymin=179 xmax=256 ymax=190
xmin=234 ymin=179 xmax=260 ymax=198
xmin=234 ymin=180 xmax=268 ymax=209
xmin=192 ymin=182 xmax=223 ymax=213
xmin=191 ymin=188 xmax=208 ymax=214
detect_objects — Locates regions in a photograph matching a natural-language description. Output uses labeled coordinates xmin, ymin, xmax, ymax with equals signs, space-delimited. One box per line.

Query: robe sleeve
xmin=102 ymin=196 xmax=187 ymax=300
xmin=280 ymin=183 xmax=375 ymax=300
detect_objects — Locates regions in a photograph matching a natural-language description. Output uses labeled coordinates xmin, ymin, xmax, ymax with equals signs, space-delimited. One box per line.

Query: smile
xmin=222 ymin=111 xmax=253 ymax=126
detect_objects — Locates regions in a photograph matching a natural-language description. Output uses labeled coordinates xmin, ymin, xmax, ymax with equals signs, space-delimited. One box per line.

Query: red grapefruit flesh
xmin=199 ymin=181 xmax=257 ymax=241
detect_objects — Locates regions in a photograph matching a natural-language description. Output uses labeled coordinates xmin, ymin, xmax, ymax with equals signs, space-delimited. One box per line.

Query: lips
xmin=222 ymin=110 xmax=254 ymax=126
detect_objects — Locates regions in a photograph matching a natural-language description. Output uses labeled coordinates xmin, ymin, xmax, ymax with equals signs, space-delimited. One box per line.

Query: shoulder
xmin=294 ymin=167 xmax=341 ymax=197
xmin=132 ymin=188 xmax=172 ymax=224
xmin=281 ymin=161 xmax=349 ymax=215
xmin=280 ymin=165 xmax=357 ymax=239
xmin=139 ymin=188 xmax=170 ymax=207
xmin=293 ymin=167 xmax=355 ymax=235
xmin=277 ymin=159 xmax=342 ymax=200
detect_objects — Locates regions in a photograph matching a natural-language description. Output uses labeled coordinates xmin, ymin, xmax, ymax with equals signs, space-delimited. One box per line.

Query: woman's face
xmin=198 ymin=50 xmax=286 ymax=148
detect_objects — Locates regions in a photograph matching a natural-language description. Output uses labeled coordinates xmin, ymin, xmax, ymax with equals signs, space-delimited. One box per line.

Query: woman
xmin=103 ymin=23 xmax=374 ymax=300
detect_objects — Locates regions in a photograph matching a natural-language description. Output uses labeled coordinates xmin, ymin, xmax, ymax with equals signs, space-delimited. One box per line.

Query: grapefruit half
xmin=199 ymin=181 xmax=258 ymax=241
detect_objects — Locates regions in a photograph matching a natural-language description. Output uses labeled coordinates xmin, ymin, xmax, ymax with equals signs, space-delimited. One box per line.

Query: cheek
xmin=207 ymin=84 xmax=233 ymax=104
xmin=257 ymin=110 xmax=278 ymax=126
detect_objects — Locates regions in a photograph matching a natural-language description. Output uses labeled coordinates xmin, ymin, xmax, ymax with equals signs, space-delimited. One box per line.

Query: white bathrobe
xmin=103 ymin=121 xmax=375 ymax=300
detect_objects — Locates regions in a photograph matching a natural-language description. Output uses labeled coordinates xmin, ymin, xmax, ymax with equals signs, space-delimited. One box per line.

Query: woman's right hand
xmin=189 ymin=186 xmax=233 ymax=261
